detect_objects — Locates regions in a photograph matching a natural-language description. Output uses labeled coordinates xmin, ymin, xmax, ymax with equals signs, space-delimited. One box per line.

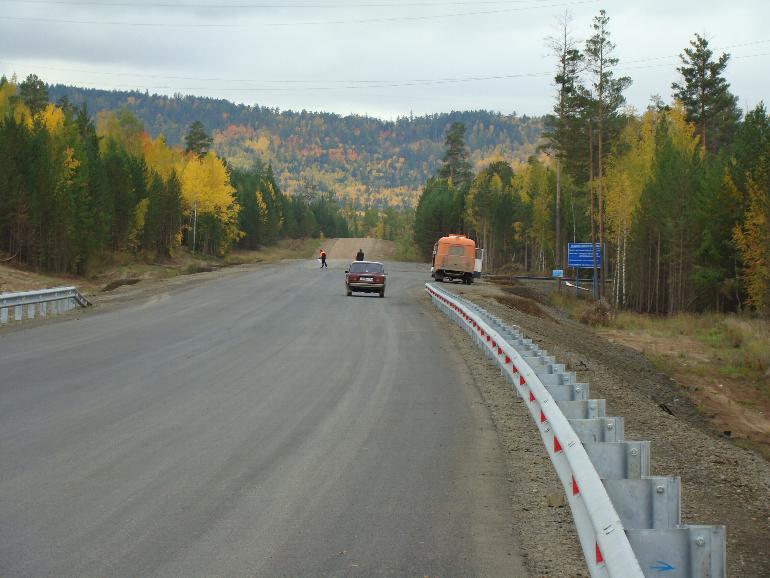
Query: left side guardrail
xmin=0 ymin=287 xmax=91 ymax=325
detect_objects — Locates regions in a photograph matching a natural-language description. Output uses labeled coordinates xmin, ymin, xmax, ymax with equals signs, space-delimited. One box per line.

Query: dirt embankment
xmin=0 ymin=239 xmax=319 ymax=297
xmin=321 ymin=238 xmax=396 ymax=262
xmin=439 ymin=279 xmax=770 ymax=578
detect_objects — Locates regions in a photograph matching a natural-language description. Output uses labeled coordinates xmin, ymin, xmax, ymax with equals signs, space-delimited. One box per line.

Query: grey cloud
xmin=0 ymin=0 xmax=767 ymax=118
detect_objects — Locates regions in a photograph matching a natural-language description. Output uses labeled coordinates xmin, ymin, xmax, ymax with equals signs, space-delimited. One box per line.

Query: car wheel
xmin=379 ymin=289 xmax=385 ymax=298
xmin=346 ymin=286 xmax=352 ymax=296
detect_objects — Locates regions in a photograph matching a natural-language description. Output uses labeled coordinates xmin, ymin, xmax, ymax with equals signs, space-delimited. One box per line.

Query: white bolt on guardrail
xmin=426 ymin=282 xmax=726 ymax=578
xmin=0 ymin=286 xmax=91 ymax=325
xmin=426 ymin=282 xmax=644 ymax=578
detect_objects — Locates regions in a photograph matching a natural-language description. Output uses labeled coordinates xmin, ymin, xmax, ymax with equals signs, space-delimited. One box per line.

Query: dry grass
xmin=547 ymin=293 xmax=770 ymax=456
xmin=548 ymin=292 xmax=593 ymax=319
xmin=612 ymin=312 xmax=770 ymax=384
xmin=579 ymin=299 xmax=616 ymax=327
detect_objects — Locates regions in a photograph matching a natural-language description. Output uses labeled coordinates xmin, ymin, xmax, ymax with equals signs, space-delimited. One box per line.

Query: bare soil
xmin=599 ymin=329 xmax=770 ymax=456
xmin=322 ymin=237 xmax=396 ymax=262
xmin=440 ymin=279 xmax=770 ymax=577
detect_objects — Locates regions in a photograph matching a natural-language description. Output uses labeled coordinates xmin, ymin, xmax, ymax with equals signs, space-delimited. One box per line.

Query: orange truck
xmin=431 ymin=234 xmax=483 ymax=284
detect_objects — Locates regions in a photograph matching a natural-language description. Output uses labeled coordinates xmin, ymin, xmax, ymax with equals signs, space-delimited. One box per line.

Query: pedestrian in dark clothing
xmin=320 ymin=249 xmax=327 ymax=268
xmin=356 ymin=249 xmax=364 ymax=261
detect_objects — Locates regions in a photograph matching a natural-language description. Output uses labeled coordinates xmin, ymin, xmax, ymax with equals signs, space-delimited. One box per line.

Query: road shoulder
xmin=421 ymin=291 xmax=587 ymax=578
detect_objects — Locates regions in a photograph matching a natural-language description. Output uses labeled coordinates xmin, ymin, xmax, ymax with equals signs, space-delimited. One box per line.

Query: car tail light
xmin=374 ymin=276 xmax=384 ymax=283
xmin=349 ymin=274 xmax=358 ymax=282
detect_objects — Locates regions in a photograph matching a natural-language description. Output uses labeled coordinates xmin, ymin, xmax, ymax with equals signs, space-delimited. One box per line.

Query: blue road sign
xmin=552 ymin=269 xmax=564 ymax=278
xmin=568 ymin=243 xmax=601 ymax=268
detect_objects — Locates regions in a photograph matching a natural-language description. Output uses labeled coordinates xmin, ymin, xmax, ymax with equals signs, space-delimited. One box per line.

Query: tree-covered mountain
xmin=47 ymin=84 xmax=543 ymax=207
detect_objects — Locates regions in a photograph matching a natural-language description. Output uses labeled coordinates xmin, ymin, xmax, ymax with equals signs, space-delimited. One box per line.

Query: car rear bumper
xmin=347 ymin=282 xmax=385 ymax=291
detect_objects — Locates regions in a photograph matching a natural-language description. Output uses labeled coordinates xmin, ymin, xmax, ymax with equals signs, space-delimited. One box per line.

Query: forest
xmin=414 ymin=11 xmax=769 ymax=315
xmin=0 ymin=78 xmax=352 ymax=274
xmin=45 ymin=84 xmax=543 ymax=208
xmin=2 ymin=8 xmax=768 ymax=317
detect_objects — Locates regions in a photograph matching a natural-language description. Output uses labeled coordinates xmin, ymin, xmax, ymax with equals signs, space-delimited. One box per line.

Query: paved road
xmin=0 ymin=259 xmax=526 ymax=577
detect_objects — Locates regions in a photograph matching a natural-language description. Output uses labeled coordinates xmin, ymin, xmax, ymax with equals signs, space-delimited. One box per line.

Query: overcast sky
xmin=1 ymin=0 xmax=768 ymax=119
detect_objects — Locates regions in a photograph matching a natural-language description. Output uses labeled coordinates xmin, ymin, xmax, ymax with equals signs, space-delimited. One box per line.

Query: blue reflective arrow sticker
xmin=652 ymin=561 xmax=675 ymax=572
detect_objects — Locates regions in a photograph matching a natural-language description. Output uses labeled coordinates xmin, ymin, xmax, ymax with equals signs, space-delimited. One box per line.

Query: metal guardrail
xmin=0 ymin=286 xmax=91 ymax=325
xmin=426 ymin=282 xmax=726 ymax=578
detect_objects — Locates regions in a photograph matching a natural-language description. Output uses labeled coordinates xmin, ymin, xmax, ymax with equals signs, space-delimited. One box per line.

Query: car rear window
xmin=350 ymin=262 xmax=384 ymax=273
xmin=449 ymin=245 xmax=465 ymax=256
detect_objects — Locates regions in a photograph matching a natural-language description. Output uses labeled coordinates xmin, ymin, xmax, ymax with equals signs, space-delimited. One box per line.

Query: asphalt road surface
xmin=0 ymin=259 xmax=527 ymax=577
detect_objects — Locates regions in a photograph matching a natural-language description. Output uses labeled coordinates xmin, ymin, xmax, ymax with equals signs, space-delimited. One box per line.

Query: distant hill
xmin=48 ymin=84 xmax=544 ymax=207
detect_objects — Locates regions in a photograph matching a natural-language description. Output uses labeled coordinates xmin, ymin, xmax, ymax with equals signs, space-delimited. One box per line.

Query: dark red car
xmin=345 ymin=261 xmax=386 ymax=297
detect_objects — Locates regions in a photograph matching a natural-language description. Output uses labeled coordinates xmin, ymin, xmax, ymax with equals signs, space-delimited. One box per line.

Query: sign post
xmin=567 ymin=243 xmax=601 ymax=298
xmin=552 ymin=269 xmax=564 ymax=293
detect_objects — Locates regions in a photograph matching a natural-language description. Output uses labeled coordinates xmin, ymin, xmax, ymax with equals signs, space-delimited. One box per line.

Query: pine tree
xmin=438 ymin=122 xmax=473 ymax=190
xmin=184 ymin=120 xmax=213 ymax=159
xmin=584 ymin=9 xmax=631 ymax=297
xmin=544 ymin=10 xmax=585 ymax=266
xmin=18 ymin=74 xmax=48 ymax=116
xmin=672 ymin=34 xmax=741 ymax=154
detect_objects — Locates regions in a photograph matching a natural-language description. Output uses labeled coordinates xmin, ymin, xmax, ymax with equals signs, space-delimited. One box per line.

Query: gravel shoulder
xmin=438 ymin=279 xmax=770 ymax=578
xmin=423 ymin=291 xmax=589 ymax=577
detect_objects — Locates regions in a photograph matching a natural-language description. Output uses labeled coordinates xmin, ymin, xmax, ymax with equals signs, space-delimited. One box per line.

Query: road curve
xmin=0 ymin=259 xmax=527 ymax=577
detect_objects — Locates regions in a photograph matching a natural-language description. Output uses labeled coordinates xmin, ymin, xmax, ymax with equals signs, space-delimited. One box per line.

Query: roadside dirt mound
xmin=0 ymin=263 xmax=101 ymax=295
xmin=322 ymin=238 xmax=396 ymax=261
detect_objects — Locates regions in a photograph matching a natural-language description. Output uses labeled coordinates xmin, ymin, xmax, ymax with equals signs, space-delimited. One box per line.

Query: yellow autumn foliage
xmin=180 ymin=152 xmax=237 ymax=218
xmin=41 ymin=104 xmax=65 ymax=134
xmin=604 ymin=111 xmax=656 ymax=238
xmin=733 ymin=175 xmax=770 ymax=313
xmin=142 ymin=134 xmax=179 ymax=180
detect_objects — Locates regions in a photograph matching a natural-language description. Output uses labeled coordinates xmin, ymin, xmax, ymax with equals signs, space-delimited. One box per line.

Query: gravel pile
xmin=437 ymin=281 xmax=770 ymax=578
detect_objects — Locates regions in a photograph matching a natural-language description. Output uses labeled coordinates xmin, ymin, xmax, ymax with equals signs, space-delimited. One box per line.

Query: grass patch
xmin=549 ymin=291 xmax=592 ymax=319
xmin=611 ymin=312 xmax=770 ymax=395
xmin=548 ymin=294 xmax=770 ymax=397
xmin=733 ymin=437 xmax=770 ymax=461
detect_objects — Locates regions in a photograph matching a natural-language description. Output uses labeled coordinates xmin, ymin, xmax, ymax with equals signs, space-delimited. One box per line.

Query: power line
xmin=0 ymin=0 xmax=565 ymax=8
xmin=2 ymin=38 xmax=768 ymax=89
xmin=0 ymin=58 xmax=552 ymax=85
xmin=5 ymin=51 xmax=768 ymax=94
xmin=0 ymin=0 xmax=597 ymax=26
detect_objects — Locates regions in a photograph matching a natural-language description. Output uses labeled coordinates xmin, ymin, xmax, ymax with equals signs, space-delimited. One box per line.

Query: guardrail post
xmin=584 ymin=441 xmax=651 ymax=480
xmin=626 ymin=525 xmax=726 ymax=578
